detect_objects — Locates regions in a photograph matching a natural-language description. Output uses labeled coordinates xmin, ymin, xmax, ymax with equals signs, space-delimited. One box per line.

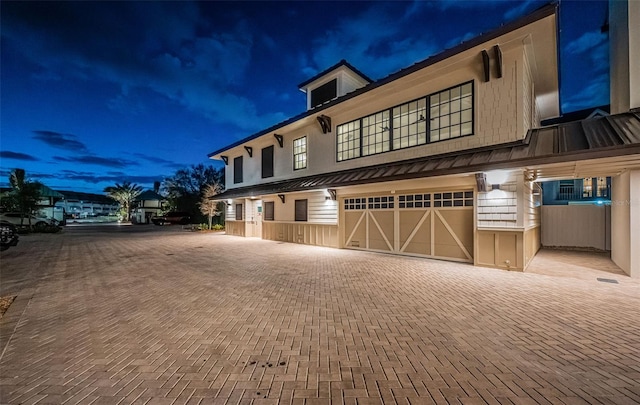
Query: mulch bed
xmin=0 ymin=296 xmax=16 ymax=318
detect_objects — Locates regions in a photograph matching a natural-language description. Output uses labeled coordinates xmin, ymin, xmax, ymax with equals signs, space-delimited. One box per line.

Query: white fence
xmin=541 ymin=205 xmax=611 ymax=251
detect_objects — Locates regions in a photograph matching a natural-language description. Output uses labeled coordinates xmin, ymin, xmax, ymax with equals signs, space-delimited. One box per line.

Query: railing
xmin=557 ymin=187 xmax=610 ymax=201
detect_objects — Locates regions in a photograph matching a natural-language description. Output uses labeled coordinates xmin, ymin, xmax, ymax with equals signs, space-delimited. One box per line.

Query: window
xmin=393 ymin=98 xmax=427 ymax=149
xmin=596 ymin=177 xmax=608 ymax=197
xmin=433 ymin=191 xmax=473 ymax=207
xmin=429 ymin=82 xmax=473 ymax=142
xmin=362 ymin=110 xmax=390 ymax=156
xmin=293 ymin=137 xmax=307 ymax=170
xmin=367 ymin=196 xmax=394 ymax=209
xmin=262 ymin=145 xmax=274 ymax=178
xmin=399 ymin=193 xmax=431 ymax=209
xmin=337 ymin=120 xmax=360 ymax=161
xmin=311 ymin=79 xmax=337 ymax=108
xmin=235 ymin=204 xmax=243 ymax=220
xmin=582 ymin=178 xmax=593 ymax=198
xmin=264 ymin=201 xmax=274 ymax=221
xmin=336 ymin=81 xmax=474 ymax=162
xmin=233 ymin=156 xmax=243 ymax=184
xmin=294 ymin=199 xmax=307 ymax=222
xmin=344 ymin=197 xmax=367 ymax=210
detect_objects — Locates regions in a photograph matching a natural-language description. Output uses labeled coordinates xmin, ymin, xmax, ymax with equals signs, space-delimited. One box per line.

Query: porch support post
xmin=611 ymin=169 xmax=640 ymax=278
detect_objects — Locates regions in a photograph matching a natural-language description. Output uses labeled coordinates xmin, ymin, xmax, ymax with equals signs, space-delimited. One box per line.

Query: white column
xmin=611 ymin=170 xmax=640 ymax=278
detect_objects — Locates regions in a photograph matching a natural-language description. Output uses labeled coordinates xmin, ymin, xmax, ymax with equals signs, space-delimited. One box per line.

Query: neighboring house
xmin=132 ymin=190 xmax=165 ymax=224
xmin=0 ymin=184 xmax=65 ymax=223
xmin=209 ymin=3 xmax=640 ymax=277
xmin=55 ymin=190 xmax=120 ymax=220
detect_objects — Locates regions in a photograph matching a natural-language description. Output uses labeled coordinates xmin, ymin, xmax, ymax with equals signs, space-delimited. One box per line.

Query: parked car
xmin=151 ymin=212 xmax=191 ymax=226
xmin=0 ymin=220 xmax=19 ymax=251
xmin=0 ymin=212 xmax=58 ymax=230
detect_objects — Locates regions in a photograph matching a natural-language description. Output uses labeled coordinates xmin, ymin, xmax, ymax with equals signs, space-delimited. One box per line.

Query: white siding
xmin=265 ymin=190 xmax=337 ymax=224
xmin=477 ymin=183 xmax=518 ymax=228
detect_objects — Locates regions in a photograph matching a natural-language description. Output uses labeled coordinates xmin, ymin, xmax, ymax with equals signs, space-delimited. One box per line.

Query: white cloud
xmin=565 ymin=31 xmax=607 ymax=55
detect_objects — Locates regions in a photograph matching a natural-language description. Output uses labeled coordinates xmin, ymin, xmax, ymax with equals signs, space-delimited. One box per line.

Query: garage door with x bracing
xmin=343 ymin=191 xmax=474 ymax=262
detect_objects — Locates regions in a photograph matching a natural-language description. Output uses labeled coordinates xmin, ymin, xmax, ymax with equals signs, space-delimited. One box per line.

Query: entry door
xmin=343 ymin=191 xmax=474 ymax=262
xmin=246 ymin=199 xmax=262 ymax=237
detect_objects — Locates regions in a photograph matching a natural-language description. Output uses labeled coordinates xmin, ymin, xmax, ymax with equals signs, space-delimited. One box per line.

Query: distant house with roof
xmin=54 ymin=190 xmax=120 ymax=221
xmin=132 ymin=190 xmax=165 ymax=224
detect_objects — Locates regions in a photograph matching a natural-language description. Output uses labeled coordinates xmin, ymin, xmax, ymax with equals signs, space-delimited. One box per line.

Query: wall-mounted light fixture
xmin=492 ymin=184 xmax=501 ymax=191
xmin=325 ymin=189 xmax=337 ymax=201
xmin=278 ymin=194 xmax=286 ymax=203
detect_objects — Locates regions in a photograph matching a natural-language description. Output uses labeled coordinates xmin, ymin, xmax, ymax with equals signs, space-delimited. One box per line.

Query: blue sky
xmin=0 ymin=0 xmax=609 ymax=193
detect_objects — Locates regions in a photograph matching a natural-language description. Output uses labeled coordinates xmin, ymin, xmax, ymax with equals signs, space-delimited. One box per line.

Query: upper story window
xmin=293 ymin=136 xmax=307 ymax=170
xmin=311 ymin=79 xmax=337 ymax=108
xmin=262 ymin=145 xmax=274 ymax=178
xmin=336 ymin=81 xmax=474 ymax=162
xmin=233 ymin=156 xmax=243 ymax=184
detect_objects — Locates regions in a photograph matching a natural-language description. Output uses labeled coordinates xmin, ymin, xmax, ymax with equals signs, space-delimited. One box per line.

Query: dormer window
xmin=311 ymin=79 xmax=337 ymax=108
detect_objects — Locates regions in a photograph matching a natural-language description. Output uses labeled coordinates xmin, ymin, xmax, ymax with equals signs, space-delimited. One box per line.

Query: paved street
xmin=1 ymin=226 xmax=639 ymax=405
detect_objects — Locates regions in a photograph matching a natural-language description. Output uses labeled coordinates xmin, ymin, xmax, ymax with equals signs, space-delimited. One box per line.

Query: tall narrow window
xmin=264 ymin=201 xmax=274 ymax=221
xmin=582 ymin=178 xmax=593 ymax=198
xmin=362 ymin=110 xmax=390 ymax=156
xmin=337 ymin=120 xmax=360 ymax=161
xmin=235 ymin=204 xmax=243 ymax=220
xmin=293 ymin=136 xmax=307 ymax=170
xmin=295 ymin=199 xmax=308 ymax=222
xmin=262 ymin=145 xmax=274 ymax=178
xmin=429 ymin=82 xmax=473 ymax=142
xmin=233 ymin=156 xmax=243 ymax=184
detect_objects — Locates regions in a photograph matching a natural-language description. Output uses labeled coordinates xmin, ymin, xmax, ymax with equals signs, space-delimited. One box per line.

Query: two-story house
xmin=209 ymin=3 xmax=640 ymax=276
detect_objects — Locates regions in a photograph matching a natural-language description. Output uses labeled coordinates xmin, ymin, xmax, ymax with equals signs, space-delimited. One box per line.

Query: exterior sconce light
xmin=492 ymin=184 xmax=501 ymax=191
xmin=325 ymin=189 xmax=337 ymax=201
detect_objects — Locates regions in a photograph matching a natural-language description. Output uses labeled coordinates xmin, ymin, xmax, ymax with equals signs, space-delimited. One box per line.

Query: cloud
xmin=303 ymin=3 xmax=439 ymax=80
xmin=1 ymin=2 xmax=285 ymax=133
xmin=562 ymin=72 xmax=609 ymax=112
xmin=504 ymin=1 xmax=537 ymax=21
xmin=129 ymin=153 xmax=185 ymax=170
xmin=53 ymin=155 xmax=138 ymax=169
xmin=32 ymin=130 xmax=89 ymax=153
xmin=0 ymin=151 xmax=39 ymax=161
xmin=565 ymin=31 xmax=607 ymax=55
xmin=58 ymin=170 xmax=163 ymax=185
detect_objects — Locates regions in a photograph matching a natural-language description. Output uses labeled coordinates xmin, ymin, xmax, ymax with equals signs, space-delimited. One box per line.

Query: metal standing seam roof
xmin=211 ymin=111 xmax=640 ymax=200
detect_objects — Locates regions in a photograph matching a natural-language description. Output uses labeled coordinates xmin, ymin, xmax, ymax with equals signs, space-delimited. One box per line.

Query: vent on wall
xmin=351 ymin=241 xmax=360 ymax=247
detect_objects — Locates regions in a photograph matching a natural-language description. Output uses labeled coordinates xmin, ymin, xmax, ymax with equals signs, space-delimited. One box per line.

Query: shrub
xmin=212 ymin=224 xmax=224 ymax=231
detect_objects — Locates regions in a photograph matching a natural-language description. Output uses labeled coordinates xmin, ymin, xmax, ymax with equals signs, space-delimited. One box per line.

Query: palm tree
xmin=104 ymin=181 xmax=143 ymax=222
xmin=8 ymin=168 xmax=42 ymax=227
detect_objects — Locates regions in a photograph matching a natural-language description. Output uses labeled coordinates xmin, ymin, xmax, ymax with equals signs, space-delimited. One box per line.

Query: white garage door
xmin=343 ymin=190 xmax=474 ymax=262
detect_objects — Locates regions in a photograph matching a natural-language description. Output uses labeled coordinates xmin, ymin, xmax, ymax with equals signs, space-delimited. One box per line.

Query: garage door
xmin=343 ymin=191 xmax=474 ymax=262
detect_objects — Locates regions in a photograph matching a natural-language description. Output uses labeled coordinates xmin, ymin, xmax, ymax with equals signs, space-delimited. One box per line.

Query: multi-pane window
xmin=433 ymin=191 xmax=473 ymax=207
xmin=399 ymin=193 xmax=431 ymax=209
xmin=367 ymin=196 xmax=394 ymax=209
xmin=429 ymin=82 xmax=473 ymax=142
xmin=293 ymin=136 xmax=307 ymax=170
xmin=344 ymin=197 xmax=367 ymax=210
xmin=393 ymin=99 xmax=427 ymax=149
xmin=336 ymin=81 xmax=474 ymax=162
xmin=362 ymin=111 xmax=390 ymax=156
xmin=294 ymin=199 xmax=308 ymax=222
xmin=582 ymin=178 xmax=593 ymax=198
xmin=264 ymin=201 xmax=274 ymax=221
xmin=337 ymin=120 xmax=361 ymax=161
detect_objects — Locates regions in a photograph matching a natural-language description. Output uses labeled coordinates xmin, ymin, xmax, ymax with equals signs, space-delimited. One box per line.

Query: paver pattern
xmin=1 ymin=226 xmax=639 ymax=405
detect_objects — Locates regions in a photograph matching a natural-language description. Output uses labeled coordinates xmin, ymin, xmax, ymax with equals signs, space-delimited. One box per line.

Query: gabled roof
xmin=135 ymin=190 xmax=164 ymax=201
xmin=297 ymin=59 xmax=373 ymax=89
xmin=56 ymin=190 xmax=117 ymax=205
xmin=208 ymin=3 xmax=558 ymax=158
xmin=212 ymin=111 xmax=640 ymax=200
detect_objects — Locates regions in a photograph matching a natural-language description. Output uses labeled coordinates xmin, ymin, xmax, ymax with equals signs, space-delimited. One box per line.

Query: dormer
xmin=298 ymin=59 xmax=372 ymax=111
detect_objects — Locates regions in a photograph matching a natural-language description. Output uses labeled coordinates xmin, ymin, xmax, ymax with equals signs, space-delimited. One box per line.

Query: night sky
xmin=0 ymin=1 xmax=609 ymax=193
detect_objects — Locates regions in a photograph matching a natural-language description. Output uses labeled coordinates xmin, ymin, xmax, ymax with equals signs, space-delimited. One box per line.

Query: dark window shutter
xmin=262 ymin=145 xmax=274 ymax=178
xmin=235 ymin=204 xmax=243 ymax=220
xmin=311 ymin=79 xmax=337 ymax=108
xmin=294 ymin=199 xmax=307 ymax=222
xmin=233 ymin=156 xmax=243 ymax=184
xmin=264 ymin=201 xmax=274 ymax=221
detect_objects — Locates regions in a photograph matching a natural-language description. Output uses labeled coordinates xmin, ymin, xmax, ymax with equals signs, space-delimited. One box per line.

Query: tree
xmin=104 ymin=182 xmax=143 ymax=222
xmin=198 ymin=182 xmax=223 ymax=229
xmin=6 ymin=168 xmax=42 ymax=227
xmin=162 ymin=164 xmax=224 ymax=221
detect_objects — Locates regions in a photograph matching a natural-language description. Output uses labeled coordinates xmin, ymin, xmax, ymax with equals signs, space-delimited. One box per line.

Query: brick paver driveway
xmin=1 ymin=226 xmax=639 ymax=405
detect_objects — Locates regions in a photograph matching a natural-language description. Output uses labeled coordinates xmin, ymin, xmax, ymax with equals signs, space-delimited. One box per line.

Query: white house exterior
xmin=209 ymin=4 xmax=640 ymax=277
